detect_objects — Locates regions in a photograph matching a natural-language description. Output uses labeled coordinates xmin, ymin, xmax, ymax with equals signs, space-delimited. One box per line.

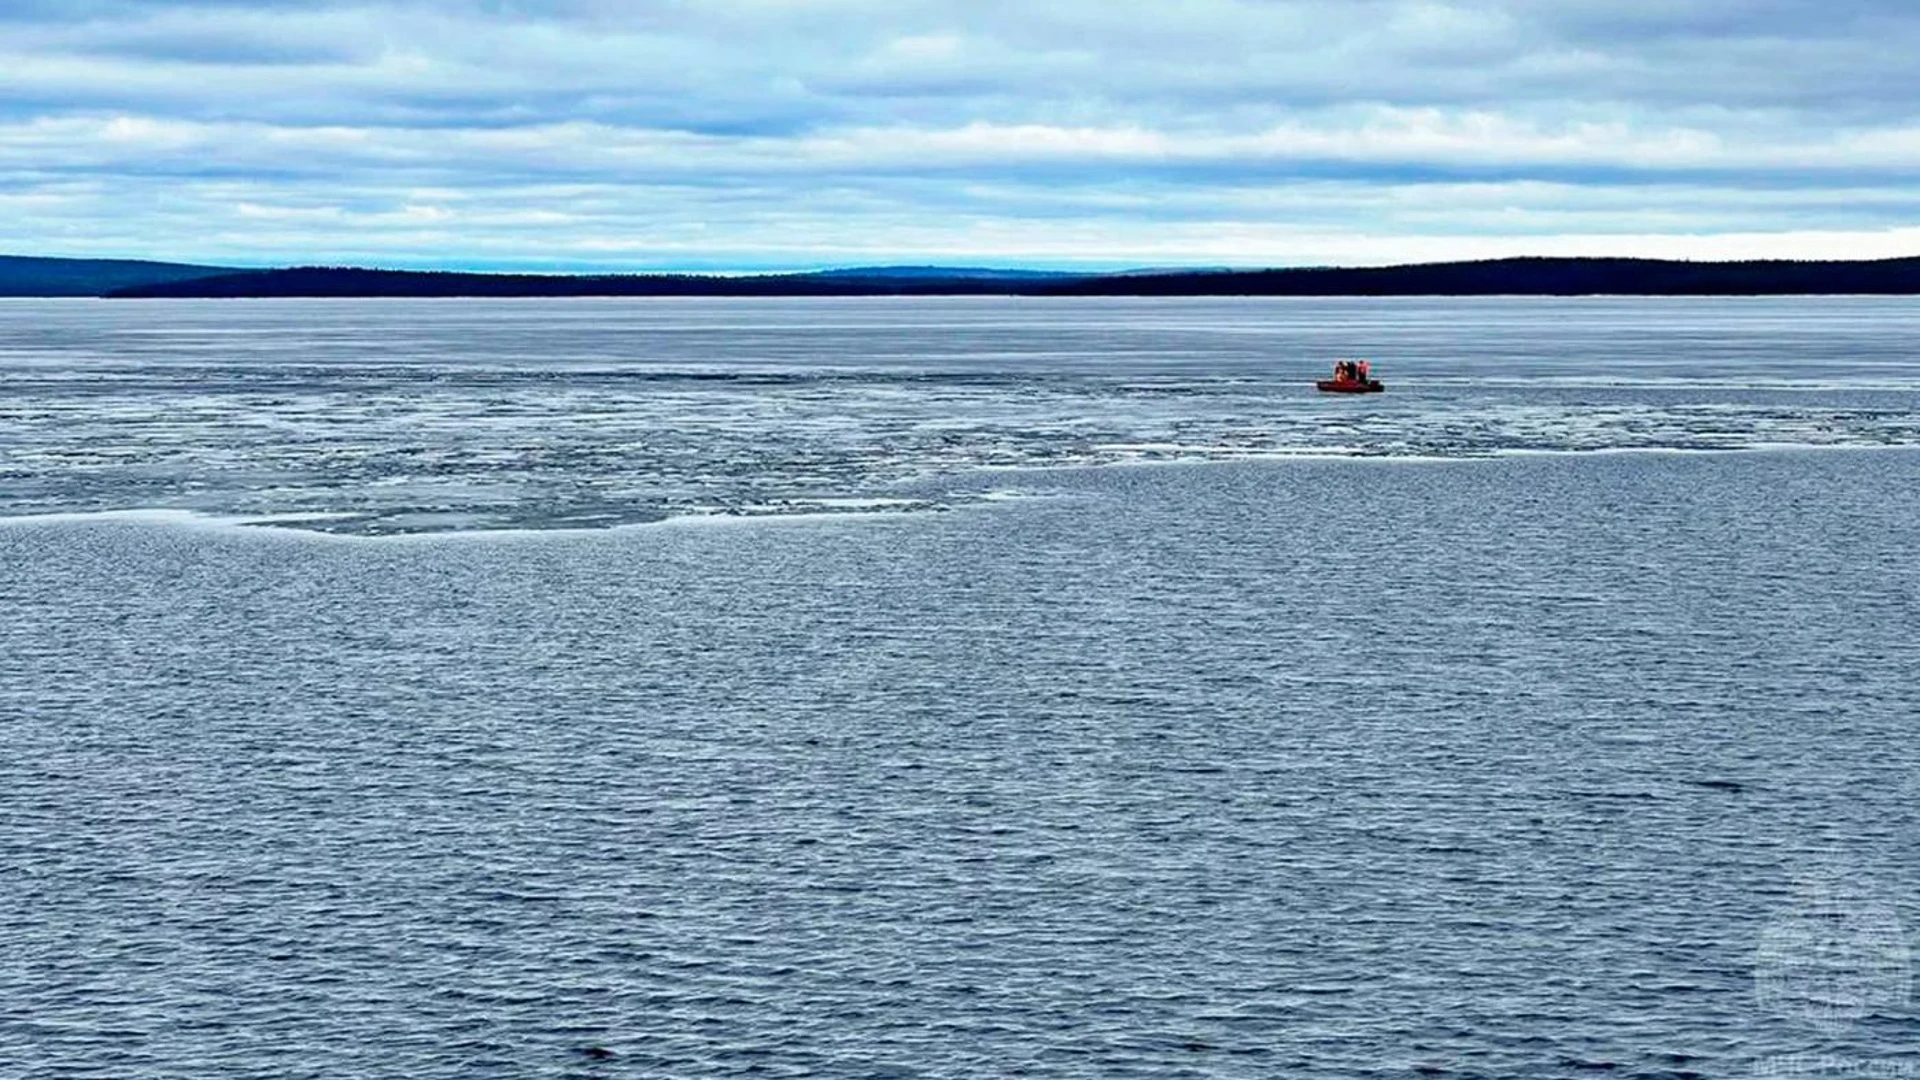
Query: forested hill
xmin=106 ymin=265 xmax=1087 ymax=297
xmin=1050 ymin=256 xmax=1920 ymax=296
xmin=0 ymin=255 xmax=237 ymax=297
xmin=4 ymin=254 xmax=1918 ymax=297
xmin=103 ymin=256 xmax=1920 ymax=298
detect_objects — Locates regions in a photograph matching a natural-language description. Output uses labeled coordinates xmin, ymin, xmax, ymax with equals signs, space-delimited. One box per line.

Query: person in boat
xmin=1357 ymin=360 xmax=1371 ymax=383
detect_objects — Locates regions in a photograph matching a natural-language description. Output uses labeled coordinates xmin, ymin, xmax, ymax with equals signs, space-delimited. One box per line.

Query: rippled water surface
xmin=3 ymin=298 xmax=1918 ymax=1078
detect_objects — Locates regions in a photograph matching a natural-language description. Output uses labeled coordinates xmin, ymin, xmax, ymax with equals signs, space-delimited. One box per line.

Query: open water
xmin=2 ymin=297 xmax=1917 ymax=1077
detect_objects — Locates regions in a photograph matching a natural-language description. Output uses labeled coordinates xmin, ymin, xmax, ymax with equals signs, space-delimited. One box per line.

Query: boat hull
xmin=1316 ymin=379 xmax=1384 ymax=393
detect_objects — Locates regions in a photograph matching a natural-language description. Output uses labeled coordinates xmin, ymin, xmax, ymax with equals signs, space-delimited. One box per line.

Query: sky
xmin=4 ymin=0 xmax=1920 ymax=270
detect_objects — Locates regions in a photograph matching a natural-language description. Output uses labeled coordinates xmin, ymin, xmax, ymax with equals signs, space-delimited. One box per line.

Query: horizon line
xmin=12 ymin=251 xmax=1920 ymax=278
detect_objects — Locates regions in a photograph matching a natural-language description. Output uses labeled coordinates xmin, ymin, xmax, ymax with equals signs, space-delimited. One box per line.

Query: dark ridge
xmin=101 ymin=255 xmax=1920 ymax=298
xmin=0 ymin=255 xmax=240 ymax=297
xmin=108 ymin=265 xmax=1035 ymax=298
xmin=1045 ymin=256 xmax=1920 ymax=296
xmin=798 ymin=265 xmax=1083 ymax=281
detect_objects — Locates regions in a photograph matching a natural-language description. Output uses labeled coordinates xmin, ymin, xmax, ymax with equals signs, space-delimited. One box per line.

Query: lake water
xmin=2 ymin=298 xmax=1918 ymax=1077
xmin=3 ymin=296 xmax=1919 ymax=532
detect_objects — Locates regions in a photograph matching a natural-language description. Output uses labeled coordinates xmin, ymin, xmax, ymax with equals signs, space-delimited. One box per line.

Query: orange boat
xmin=1317 ymin=359 xmax=1383 ymax=393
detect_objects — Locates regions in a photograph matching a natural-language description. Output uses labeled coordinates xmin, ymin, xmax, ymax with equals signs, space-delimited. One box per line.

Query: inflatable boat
xmin=1316 ymin=377 xmax=1384 ymax=393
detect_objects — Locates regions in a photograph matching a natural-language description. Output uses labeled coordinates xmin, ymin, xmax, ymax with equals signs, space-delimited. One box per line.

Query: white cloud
xmin=2 ymin=0 xmax=1920 ymax=265
xmin=12 ymin=108 xmax=1920 ymax=178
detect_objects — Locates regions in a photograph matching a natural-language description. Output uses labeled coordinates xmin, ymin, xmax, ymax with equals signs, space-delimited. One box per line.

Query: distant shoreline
xmin=8 ymin=253 xmax=1920 ymax=298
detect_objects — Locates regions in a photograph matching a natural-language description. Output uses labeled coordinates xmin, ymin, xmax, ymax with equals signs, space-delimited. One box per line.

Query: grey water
xmin=4 ymin=296 xmax=1919 ymax=533
xmin=2 ymin=298 xmax=1918 ymax=1077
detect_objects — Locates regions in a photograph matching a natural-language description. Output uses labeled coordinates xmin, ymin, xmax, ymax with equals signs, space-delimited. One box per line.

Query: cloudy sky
xmin=4 ymin=0 xmax=1920 ymax=270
